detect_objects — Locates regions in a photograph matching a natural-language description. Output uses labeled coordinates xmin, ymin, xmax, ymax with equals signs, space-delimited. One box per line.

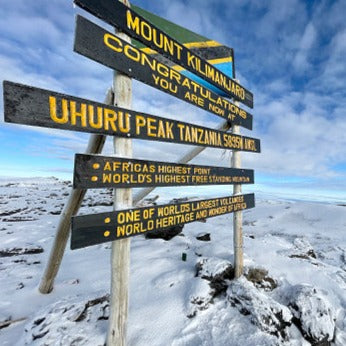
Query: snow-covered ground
xmin=0 ymin=177 xmax=345 ymax=345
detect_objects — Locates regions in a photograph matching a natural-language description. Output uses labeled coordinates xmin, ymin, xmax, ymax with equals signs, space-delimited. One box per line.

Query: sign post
xmin=232 ymin=100 xmax=243 ymax=278
xmin=107 ymin=2 xmax=132 ymax=343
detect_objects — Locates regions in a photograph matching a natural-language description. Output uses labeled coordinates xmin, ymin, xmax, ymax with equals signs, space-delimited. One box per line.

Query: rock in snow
xmin=196 ymin=232 xmax=211 ymax=241
xmin=227 ymin=277 xmax=293 ymax=340
xmin=187 ymin=257 xmax=234 ymax=318
xmin=244 ymin=266 xmax=278 ymax=291
xmin=22 ymin=294 xmax=109 ymax=345
xmin=286 ymin=284 xmax=336 ymax=345
xmin=195 ymin=257 xmax=234 ymax=282
xmin=195 ymin=257 xmax=234 ymax=296
xmin=289 ymin=237 xmax=317 ymax=260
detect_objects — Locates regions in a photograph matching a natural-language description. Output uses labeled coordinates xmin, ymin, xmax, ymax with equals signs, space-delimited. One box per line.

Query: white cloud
xmin=244 ymin=89 xmax=346 ymax=178
xmin=293 ymin=22 xmax=317 ymax=73
xmin=320 ymin=28 xmax=346 ymax=90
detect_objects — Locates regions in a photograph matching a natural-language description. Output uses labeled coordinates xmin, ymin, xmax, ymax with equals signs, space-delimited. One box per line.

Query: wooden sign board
xmin=71 ymin=193 xmax=255 ymax=249
xmin=3 ymin=81 xmax=261 ymax=153
xmin=132 ymin=4 xmax=235 ymax=96
xmin=74 ymin=15 xmax=253 ymax=130
xmin=73 ymin=154 xmax=254 ymax=189
xmin=74 ymin=0 xmax=254 ymax=108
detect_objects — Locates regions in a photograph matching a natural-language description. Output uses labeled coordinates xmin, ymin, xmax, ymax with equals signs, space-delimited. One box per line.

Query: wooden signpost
xmin=74 ymin=15 xmax=253 ymax=130
xmin=71 ymin=193 xmax=255 ymax=249
xmin=2 ymin=1 xmax=261 ymax=344
xmin=74 ymin=0 xmax=253 ymax=108
xmin=73 ymin=154 xmax=254 ymax=189
xmin=107 ymin=19 xmax=133 ymax=345
xmin=3 ymin=81 xmax=260 ymax=153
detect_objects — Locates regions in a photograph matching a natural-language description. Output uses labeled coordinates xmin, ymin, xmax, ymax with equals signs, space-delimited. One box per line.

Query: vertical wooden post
xmin=107 ymin=1 xmax=132 ymax=344
xmin=231 ymin=101 xmax=243 ymax=278
xmin=39 ymin=90 xmax=112 ymax=294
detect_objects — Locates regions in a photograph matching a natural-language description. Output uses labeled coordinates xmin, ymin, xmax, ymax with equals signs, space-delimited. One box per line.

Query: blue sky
xmin=0 ymin=0 xmax=345 ymax=202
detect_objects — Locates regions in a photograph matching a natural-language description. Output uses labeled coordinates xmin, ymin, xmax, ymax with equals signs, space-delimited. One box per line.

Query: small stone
xmin=196 ymin=233 xmax=211 ymax=241
xmin=16 ymin=282 xmax=24 ymax=290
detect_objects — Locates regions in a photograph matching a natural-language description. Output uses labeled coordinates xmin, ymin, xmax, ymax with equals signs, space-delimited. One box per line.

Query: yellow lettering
xmin=174 ymin=43 xmax=183 ymax=60
xmin=104 ymin=109 xmax=117 ymax=131
xmin=223 ymin=133 xmax=243 ymax=149
xmin=104 ymin=33 xmax=123 ymax=52
xmin=141 ymin=53 xmax=156 ymax=71
xmin=164 ymin=37 xmax=174 ymax=56
xmin=208 ymin=103 xmax=225 ymax=116
xmin=49 ymin=96 xmax=68 ymax=124
xmin=165 ymin=122 xmax=174 ymax=139
xmin=135 ymin=115 xmax=146 ymax=135
xmin=88 ymin=105 xmax=103 ymax=129
xmin=70 ymin=101 xmax=87 ymax=127
xmin=124 ymin=44 xmax=140 ymax=62
xmin=157 ymin=63 xmax=169 ymax=78
xmin=141 ymin=20 xmax=152 ymax=41
xmin=147 ymin=117 xmax=157 ymax=137
xmin=170 ymin=69 xmax=181 ymax=84
xmin=182 ymin=78 xmax=191 ymax=89
xmin=102 ymin=173 xmax=111 ymax=183
xmin=177 ymin=123 xmax=185 ymax=139
xmin=118 ymin=112 xmax=130 ymax=133
xmin=157 ymin=120 xmax=165 ymax=138
xmin=187 ymin=52 xmax=195 ymax=68
xmin=126 ymin=10 xmax=140 ymax=34
xmin=191 ymin=126 xmax=198 ymax=143
xmin=104 ymin=162 xmax=111 ymax=171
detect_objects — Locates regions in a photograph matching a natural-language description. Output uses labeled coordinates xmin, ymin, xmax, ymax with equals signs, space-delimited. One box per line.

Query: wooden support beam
xmin=38 ymin=89 xmax=112 ymax=294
